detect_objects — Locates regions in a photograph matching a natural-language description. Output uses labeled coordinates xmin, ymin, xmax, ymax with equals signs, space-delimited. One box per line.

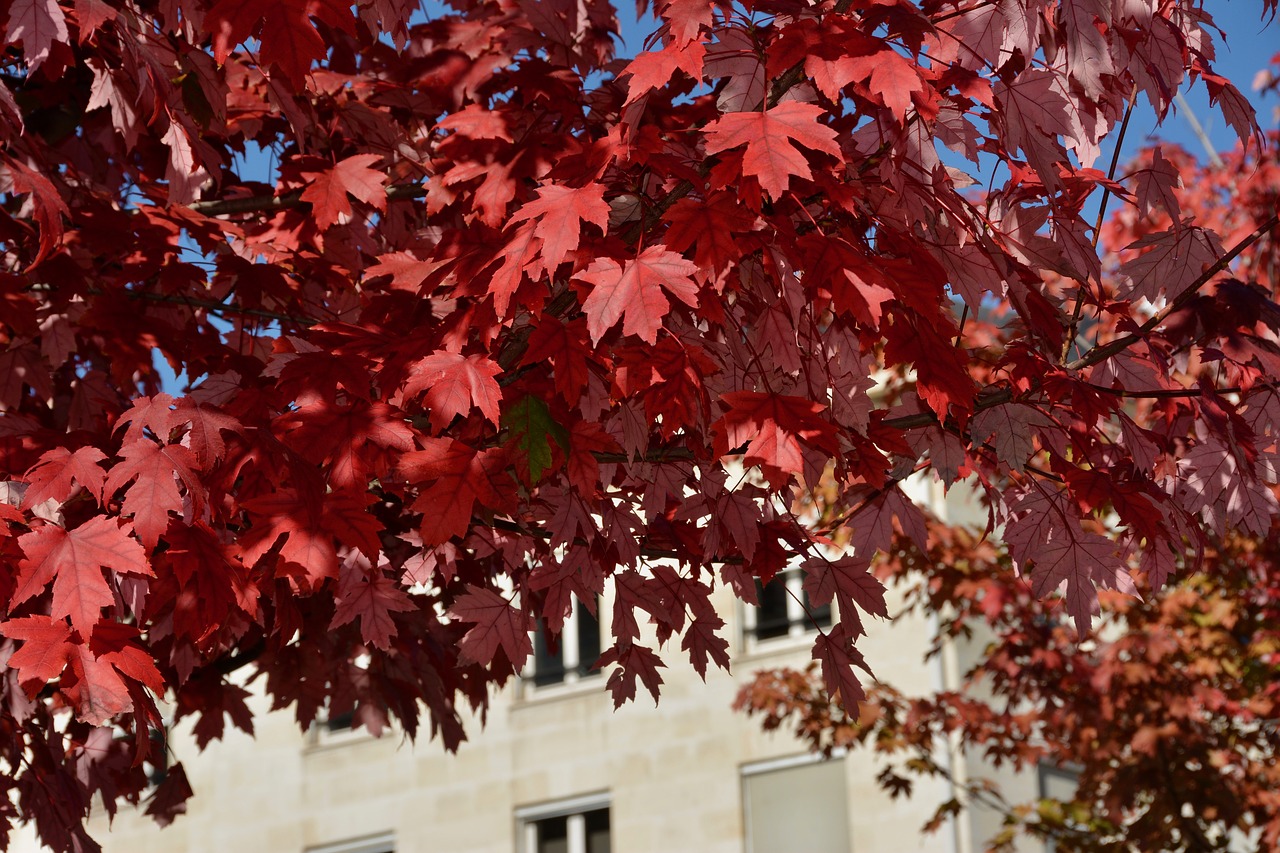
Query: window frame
xmin=515 ymin=792 xmax=611 ymax=853
xmin=740 ymin=752 xmax=850 ymax=853
xmin=742 ymin=566 xmax=833 ymax=650
xmin=305 ymin=832 xmax=395 ymax=853
xmin=522 ymin=595 xmax=605 ymax=694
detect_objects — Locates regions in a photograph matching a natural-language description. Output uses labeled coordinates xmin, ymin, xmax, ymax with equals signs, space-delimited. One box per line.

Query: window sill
xmin=304 ymin=725 xmax=382 ymax=752
xmin=512 ymin=675 xmax=606 ymax=708
xmin=737 ymin=632 xmax=821 ymax=664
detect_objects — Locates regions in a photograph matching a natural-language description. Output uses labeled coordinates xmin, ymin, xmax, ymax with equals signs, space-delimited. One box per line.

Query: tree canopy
xmin=0 ymin=0 xmax=1278 ymax=849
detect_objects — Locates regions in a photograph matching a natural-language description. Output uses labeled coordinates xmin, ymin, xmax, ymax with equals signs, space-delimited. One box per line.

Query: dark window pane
xmin=534 ymin=624 xmax=566 ymax=686
xmin=576 ymin=600 xmax=601 ymax=678
xmin=585 ymin=808 xmax=611 ymax=853
xmin=755 ymin=578 xmax=791 ymax=639
xmin=536 ymin=816 xmax=568 ymax=853
xmin=326 ymin=709 xmax=354 ymax=732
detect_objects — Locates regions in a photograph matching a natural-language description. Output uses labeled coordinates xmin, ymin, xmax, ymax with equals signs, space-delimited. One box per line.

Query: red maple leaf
xmin=22 ymin=446 xmax=108 ymax=507
xmin=2 ymin=155 xmax=69 ymax=268
xmin=661 ymin=192 xmax=761 ymax=278
xmin=204 ymin=0 xmax=355 ymax=83
xmin=11 ymin=518 xmax=151 ymax=639
xmin=598 ymin=640 xmax=666 ymax=708
xmin=703 ymin=102 xmax=841 ymax=198
xmin=329 ymin=559 xmax=417 ymax=650
xmin=813 ymin=625 xmax=871 ymax=705
xmin=300 ymin=154 xmax=388 ymax=230
xmin=523 ymin=316 xmax=595 ymax=404
xmin=239 ymin=488 xmax=382 ymax=585
xmin=276 ymin=400 xmax=415 ymax=490
xmin=839 ymin=49 xmax=926 ymax=123
xmin=397 ymin=439 xmax=514 ymax=545
xmin=173 ymin=398 xmax=242 ymax=470
xmin=402 ymin=351 xmax=503 ymax=432
xmin=711 ymin=391 xmax=839 ymax=487
xmin=0 ymin=614 xmax=76 ymax=685
xmin=449 ymin=585 xmax=531 ymax=670
xmin=63 ymin=645 xmax=132 ymax=725
xmin=681 ymin=616 xmax=730 ymax=680
xmin=575 ymin=246 xmax=700 ymax=344
xmin=103 ymin=440 xmax=202 ymax=550
xmin=801 ymin=555 xmax=888 ymax=638
xmin=510 ymin=183 xmax=610 ymax=273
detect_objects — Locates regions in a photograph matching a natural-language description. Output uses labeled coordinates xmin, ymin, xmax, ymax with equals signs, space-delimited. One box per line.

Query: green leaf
xmin=502 ymin=396 xmax=567 ymax=482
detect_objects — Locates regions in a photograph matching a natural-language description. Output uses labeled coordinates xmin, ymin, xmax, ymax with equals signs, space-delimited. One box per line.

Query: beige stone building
xmin=13 ymin=482 xmax=1048 ymax=853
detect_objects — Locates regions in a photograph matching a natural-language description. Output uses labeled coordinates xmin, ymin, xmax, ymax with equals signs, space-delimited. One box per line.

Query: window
xmin=1038 ymin=762 xmax=1082 ymax=853
xmin=747 ymin=567 xmax=832 ymax=642
xmin=529 ymin=596 xmax=602 ymax=688
xmin=517 ymin=794 xmax=611 ymax=853
xmin=742 ymin=755 xmax=850 ymax=853
xmin=325 ymin=709 xmax=355 ymax=732
xmin=306 ymin=833 xmax=394 ymax=853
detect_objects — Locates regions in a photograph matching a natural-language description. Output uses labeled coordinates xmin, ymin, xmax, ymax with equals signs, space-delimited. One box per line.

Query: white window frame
xmin=306 ymin=832 xmax=394 ymax=853
xmin=522 ymin=595 xmax=606 ymax=693
xmin=742 ymin=566 xmax=832 ymax=650
xmin=515 ymin=792 xmax=611 ymax=853
xmin=740 ymin=752 xmax=848 ymax=853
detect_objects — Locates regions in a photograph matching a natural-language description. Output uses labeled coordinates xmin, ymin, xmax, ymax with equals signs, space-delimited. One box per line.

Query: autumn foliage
xmin=0 ymin=0 xmax=1278 ymax=847
xmin=738 ymin=519 xmax=1280 ymax=852
xmin=738 ymin=134 xmax=1280 ymax=851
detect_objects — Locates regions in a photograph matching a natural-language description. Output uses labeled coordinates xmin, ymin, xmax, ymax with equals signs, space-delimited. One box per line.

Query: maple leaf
xmin=969 ymin=403 xmax=1054 ymax=471
xmin=4 ymin=0 xmax=68 ymax=70
xmin=661 ymin=192 xmax=760 ymax=277
xmin=398 ymin=439 xmax=514 ymax=545
xmin=487 ymin=221 xmax=541 ymax=319
xmin=659 ymin=0 xmax=712 ymax=44
xmin=22 ymin=446 xmax=108 ymax=507
xmin=712 ymin=391 xmax=839 ymax=487
xmin=0 ymin=615 xmax=76 ymax=685
xmin=2 ymin=156 xmax=69 ymax=268
xmin=523 ymin=317 xmax=594 ymax=403
xmin=11 ymin=519 xmax=151 ymax=639
xmin=703 ymin=102 xmax=841 ymax=198
xmin=510 ymin=183 xmax=610 ymax=272
xmin=622 ymin=41 xmax=706 ymax=106
xmin=103 ymin=441 xmax=202 ymax=550
xmin=204 ymin=0 xmax=355 ymax=82
xmin=301 ymin=155 xmax=388 ymax=230
xmin=403 ymin=351 xmax=503 ymax=432
xmin=813 ymin=626 xmax=870 ymax=705
xmin=681 ymin=616 xmax=730 ymax=680
xmin=240 ymin=488 xmax=381 ymax=585
xmin=449 ymin=585 xmax=531 ymax=670
xmin=63 ymin=645 xmax=133 ymax=725
xmin=1118 ymin=225 xmax=1223 ymax=304
xmin=114 ymin=393 xmax=180 ymax=445
xmin=502 ymin=395 xmax=567 ymax=483
xmin=801 ymin=555 xmax=888 ymax=638
xmin=1132 ymin=147 xmax=1182 ymax=221
xmin=598 ymin=640 xmax=666 ymax=708
xmin=276 ymin=400 xmax=414 ymax=489
xmin=173 ymin=398 xmax=242 ymax=470
xmin=330 ymin=559 xmax=417 ymax=650
xmin=838 ymin=49 xmax=926 ymax=123
xmin=576 ymin=247 xmax=700 ymax=345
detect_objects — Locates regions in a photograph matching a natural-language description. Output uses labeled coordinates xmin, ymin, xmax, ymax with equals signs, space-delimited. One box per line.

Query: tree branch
xmin=1067 ymin=213 xmax=1280 ymax=372
xmin=187 ymin=183 xmax=426 ymax=217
